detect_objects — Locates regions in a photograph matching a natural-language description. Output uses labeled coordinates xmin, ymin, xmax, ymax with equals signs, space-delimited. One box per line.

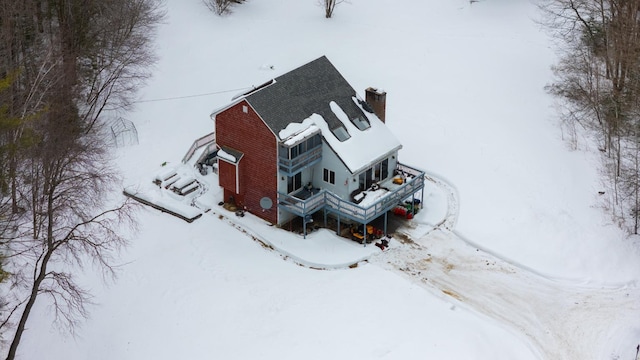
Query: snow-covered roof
xmin=222 ymin=56 xmax=401 ymax=174
xmin=211 ymin=56 xmax=402 ymax=173
xmin=281 ymin=124 xmax=321 ymax=146
xmin=279 ymin=98 xmax=401 ymax=173
xmin=218 ymin=146 xmax=243 ymax=164
xmin=243 ymin=56 xmax=373 ymax=138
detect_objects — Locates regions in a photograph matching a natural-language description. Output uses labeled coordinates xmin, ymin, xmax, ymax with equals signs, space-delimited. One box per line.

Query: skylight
xmin=331 ymin=126 xmax=350 ymax=141
xmin=352 ymin=116 xmax=370 ymax=131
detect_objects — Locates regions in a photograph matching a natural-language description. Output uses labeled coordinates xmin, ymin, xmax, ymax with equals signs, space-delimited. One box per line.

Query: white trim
xmin=236 ymin=162 xmax=240 ymax=193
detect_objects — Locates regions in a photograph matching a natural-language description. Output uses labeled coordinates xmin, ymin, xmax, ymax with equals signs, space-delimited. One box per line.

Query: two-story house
xmin=211 ymin=56 xmax=425 ymax=240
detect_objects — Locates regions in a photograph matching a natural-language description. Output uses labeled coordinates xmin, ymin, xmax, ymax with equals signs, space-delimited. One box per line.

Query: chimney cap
xmin=366 ymin=87 xmax=386 ymax=95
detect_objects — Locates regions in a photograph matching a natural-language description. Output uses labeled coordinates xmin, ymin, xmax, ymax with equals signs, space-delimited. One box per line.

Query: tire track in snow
xmin=423 ymin=172 xmax=459 ymax=232
xmin=371 ymin=173 xmax=640 ymax=359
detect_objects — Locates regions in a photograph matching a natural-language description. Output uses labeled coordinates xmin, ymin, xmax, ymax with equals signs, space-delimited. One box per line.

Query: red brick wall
xmin=218 ymin=160 xmax=237 ymax=196
xmin=223 ymin=188 xmax=244 ymax=208
xmin=216 ymin=101 xmax=278 ymax=224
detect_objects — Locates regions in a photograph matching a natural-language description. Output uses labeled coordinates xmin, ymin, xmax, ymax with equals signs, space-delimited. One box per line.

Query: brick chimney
xmin=365 ymin=87 xmax=387 ymax=123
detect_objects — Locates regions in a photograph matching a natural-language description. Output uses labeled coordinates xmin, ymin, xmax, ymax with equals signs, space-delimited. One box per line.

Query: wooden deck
xmin=278 ymin=162 xmax=425 ymax=225
xmin=123 ymin=190 xmax=202 ymax=223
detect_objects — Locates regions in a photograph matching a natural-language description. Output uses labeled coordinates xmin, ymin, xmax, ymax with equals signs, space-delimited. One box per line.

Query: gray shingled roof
xmin=245 ymin=56 xmax=370 ymax=140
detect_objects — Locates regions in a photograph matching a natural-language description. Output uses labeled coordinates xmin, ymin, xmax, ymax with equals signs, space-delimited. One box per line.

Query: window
xmin=358 ymin=158 xmax=390 ymax=190
xmin=290 ymin=141 xmax=307 ymax=159
xmin=242 ymin=105 xmax=248 ymax=113
xmin=282 ymin=134 xmax=322 ymax=160
xmin=352 ymin=116 xmax=370 ymax=130
xmin=287 ymin=172 xmax=302 ymax=193
xmin=359 ymin=170 xmax=373 ymax=190
xmin=311 ymin=133 xmax=322 ymax=148
xmin=374 ymin=158 xmax=389 ymax=181
xmin=331 ymin=126 xmax=350 ymax=142
xmin=323 ymin=168 xmax=335 ymax=185
xmin=295 ymin=141 xmax=306 ymax=156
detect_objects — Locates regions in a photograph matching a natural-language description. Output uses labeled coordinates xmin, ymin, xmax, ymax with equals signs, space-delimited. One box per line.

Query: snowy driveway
xmin=372 ymin=174 xmax=640 ymax=359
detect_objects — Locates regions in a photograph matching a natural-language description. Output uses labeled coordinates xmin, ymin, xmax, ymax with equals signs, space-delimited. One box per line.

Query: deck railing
xmin=278 ymin=162 xmax=425 ymax=223
xmin=182 ymin=132 xmax=216 ymax=164
xmin=278 ymin=145 xmax=323 ymax=175
xmin=278 ymin=190 xmax=326 ymax=216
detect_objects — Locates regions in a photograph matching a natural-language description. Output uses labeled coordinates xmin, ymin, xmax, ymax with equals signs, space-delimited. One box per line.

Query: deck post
xmin=337 ymin=214 xmax=341 ymax=236
xmin=412 ymin=193 xmax=416 ymax=217
xmin=384 ymin=212 xmax=388 ymax=236
xmin=363 ymin=222 xmax=367 ymax=247
xmin=303 ymin=216 xmax=307 ymax=239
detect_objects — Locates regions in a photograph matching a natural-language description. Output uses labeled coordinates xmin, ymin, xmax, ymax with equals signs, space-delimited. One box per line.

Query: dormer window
xmin=331 ymin=126 xmax=350 ymax=142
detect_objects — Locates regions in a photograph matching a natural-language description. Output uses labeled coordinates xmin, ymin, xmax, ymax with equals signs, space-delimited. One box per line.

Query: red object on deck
xmin=393 ymin=206 xmax=407 ymax=216
xmin=406 ymin=212 xmax=414 ymax=220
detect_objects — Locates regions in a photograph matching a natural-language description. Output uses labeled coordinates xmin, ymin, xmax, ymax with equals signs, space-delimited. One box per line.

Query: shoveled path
xmin=371 ymin=173 xmax=640 ymax=359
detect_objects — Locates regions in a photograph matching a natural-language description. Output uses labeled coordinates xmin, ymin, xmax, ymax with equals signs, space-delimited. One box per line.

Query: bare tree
xmin=0 ymin=0 xmax=42 ymax=215
xmin=542 ymin=0 xmax=640 ymax=230
xmin=75 ymin=0 xmax=164 ymax=131
xmin=321 ymin=0 xmax=346 ymax=18
xmin=0 ymin=0 xmax=162 ymax=358
xmin=203 ymin=0 xmax=245 ymax=16
xmin=3 ymin=124 xmax=137 ymax=360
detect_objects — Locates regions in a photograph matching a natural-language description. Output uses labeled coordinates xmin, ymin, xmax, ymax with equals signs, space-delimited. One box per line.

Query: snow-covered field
xmin=17 ymin=0 xmax=640 ymax=359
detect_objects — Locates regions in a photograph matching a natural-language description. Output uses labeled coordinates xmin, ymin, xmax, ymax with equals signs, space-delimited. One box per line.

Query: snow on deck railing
xmin=278 ymin=162 xmax=425 ymax=223
xmin=397 ymin=163 xmax=423 ymax=178
xmin=278 ymin=190 xmax=326 ymax=216
xmin=182 ymin=132 xmax=216 ymax=164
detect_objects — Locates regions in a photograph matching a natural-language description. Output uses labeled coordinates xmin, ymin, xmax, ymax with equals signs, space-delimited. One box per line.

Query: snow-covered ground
xmin=16 ymin=0 xmax=640 ymax=359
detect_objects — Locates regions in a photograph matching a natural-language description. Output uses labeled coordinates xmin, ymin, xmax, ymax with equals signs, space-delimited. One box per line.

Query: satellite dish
xmin=260 ymin=197 xmax=273 ymax=210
